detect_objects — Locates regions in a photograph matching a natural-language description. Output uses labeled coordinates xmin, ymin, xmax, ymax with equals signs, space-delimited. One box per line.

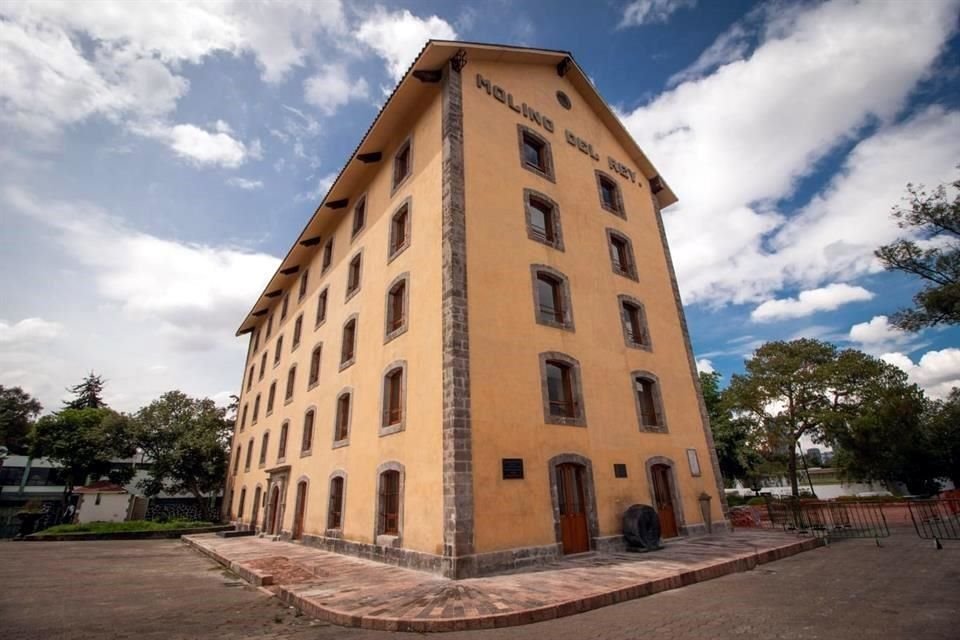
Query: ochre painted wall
xmin=231 ymin=89 xmax=446 ymax=555
xmin=461 ymin=60 xmax=724 ymax=554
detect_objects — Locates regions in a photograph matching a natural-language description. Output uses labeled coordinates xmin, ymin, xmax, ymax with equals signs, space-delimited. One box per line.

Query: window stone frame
xmin=338 ymin=313 xmax=359 ymax=371
xmin=284 ymin=364 xmax=296 ymax=405
xmin=517 ymin=124 xmax=555 ymax=183
xmin=332 ymin=386 xmax=352 ymax=449
xmin=351 ymin=193 xmax=368 ymax=241
xmin=379 ymin=360 xmax=408 ymax=437
xmin=273 ymin=334 xmax=284 ymax=367
xmin=388 ymin=197 xmax=412 ymax=262
xmin=631 ymin=370 xmax=668 ymax=433
xmin=300 ymin=406 xmax=316 ymax=457
xmin=292 ymin=314 xmax=303 ymax=351
xmin=322 ymin=237 xmax=334 ymax=274
xmin=259 ymin=351 xmax=266 ymax=380
xmin=530 ymin=264 xmax=575 ymax=332
xmin=307 ymin=342 xmax=323 ymax=391
xmin=298 ymin=268 xmax=309 ymax=302
xmin=374 ymin=461 xmax=405 ymax=547
xmin=595 ymin=170 xmax=627 ymax=219
xmin=384 ymin=272 xmax=410 ymax=344
xmin=258 ymin=430 xmax=270 ymax=468
xmin=266 ymin=381 xmax=276 ymax=416
xmin=277 ymin=420 xmax=290 ymax=463
xmin=315 ymin=286 xmax=329 ymax=329
xmin=390 ymin=134 xmax=414 ymax=196
xmin=252 ymin=394 xmax=261 ymax=425
xmin=618 ymin=294 xmax=653 ymax=351
xmin=538 ymin=351 xmax=587 ymax=427
xmin=344 ymin=250 xmax=363 ymax=303
xmin=605 ymin=228 xmax=639 ymax=281
xmin=326 ymin=470 xmax=348 ymax=536
xmin=523 ymin=189 xmax=564 ymax=251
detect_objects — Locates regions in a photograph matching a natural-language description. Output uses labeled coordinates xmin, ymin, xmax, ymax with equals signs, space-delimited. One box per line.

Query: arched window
xmin=252 ymin=394 xmax=261 ymax=424
xmin=378 ymin=469 xmax=401 ymax=536
xmin=308 ymin=345 xmax=322 ymax=387
xmin=334 ymin=391 xmax=351 ymax=444
xmin=233 ymin=445 xmax=241 ymax=476
xmin=315 ymin=287 xmax=328 ymax=326
xmin=277 ymin=421 xmax=289 ymax=461
xmin=259 ymin=432 xmax=269 ymax=466
xmin=259 ymin=352 xmax=267 ymax=380
xmin=531 ymin=266 xmax=574 ymax=330
xmin=266 ymin=381 xmax=276 ymax=414
xmin=327 ymin=475 xmax=345 ymax=530
xmin=389 ymin=202 xmax=410 ymax=259
xmin=301 ymin=409 xmax=315 ymax=453
xmin=240 ymin=403 xmax=248 ymax=431
xmin=381 ymin=363 xmax=406 ymax=434
xmin=237 ymin=487 xmax=247 ymax=520
xmin=245 ymin=438 xmax=253 ymax=470
xmin=539 ymin=352 xmax=586 ymax=426
xmin=385 ymin=274 xmax=409 ymax=340
xmin=633 ymin=372 xmax=666 ymax=432
xmin=285 ymin=365 xmax=296 ymax=402
xmin=292 ymin=314 xmax=303 ymax=350
xmin=340 ymin=317 xmax=357 ymax=368
xmin=274 ymin=334 xmax=284 ymax=364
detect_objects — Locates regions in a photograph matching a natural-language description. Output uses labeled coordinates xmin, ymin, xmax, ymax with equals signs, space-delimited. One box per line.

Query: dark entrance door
xmin=651 ymin=464 xmax=679 ymax=538
xmin=292 ymin=482 xmax=307 ymax=540
xmin=268 ymin=485 xmax=281 ymax=535
xmin=556 ymin=463 xmax=590 ymax=554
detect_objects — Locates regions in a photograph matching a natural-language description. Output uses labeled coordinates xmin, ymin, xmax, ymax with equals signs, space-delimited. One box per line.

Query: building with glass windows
xmin=227 ymin=41 xmax=728 ymax=578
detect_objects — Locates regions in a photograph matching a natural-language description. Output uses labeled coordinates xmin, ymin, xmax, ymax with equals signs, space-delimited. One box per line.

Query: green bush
xmin=747 ymin=496 xmax=768 ymax=506
xmin=39 ymin=519 xmax=214 ymax=535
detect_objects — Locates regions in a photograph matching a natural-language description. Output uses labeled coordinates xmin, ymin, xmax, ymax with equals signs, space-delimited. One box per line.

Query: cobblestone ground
xmin=1 ymin=527 xmax=958 ymax=639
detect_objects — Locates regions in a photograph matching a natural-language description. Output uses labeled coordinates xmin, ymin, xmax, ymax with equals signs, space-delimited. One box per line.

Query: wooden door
xmin=268 ymin=486 xmax=281 ymax=534
xmin=651 ymin=464 xmax=679 ymax=538
xmin=556 ymin=463 xmax=590 ymax=554
xmin=292 ymin=482 xmax=307 ymax=540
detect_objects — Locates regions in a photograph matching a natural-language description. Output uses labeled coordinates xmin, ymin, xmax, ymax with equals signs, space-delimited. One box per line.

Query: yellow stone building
xmin=227 ymin=41 xmax=728 ymax=578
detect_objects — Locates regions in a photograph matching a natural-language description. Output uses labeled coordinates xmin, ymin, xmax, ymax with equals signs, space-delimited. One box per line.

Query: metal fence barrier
xmin=765 ymin=497 xmax=889 ymax=542
xmin=908 ymin=499 xmax=960 ymax=546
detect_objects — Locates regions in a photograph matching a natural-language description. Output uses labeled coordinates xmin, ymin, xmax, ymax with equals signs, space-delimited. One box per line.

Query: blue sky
xmin=1 ymin=0 xmax=959 ymax=412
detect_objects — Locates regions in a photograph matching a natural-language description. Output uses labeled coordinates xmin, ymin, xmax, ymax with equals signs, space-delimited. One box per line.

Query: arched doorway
xmin=555 ymin=463 xmax=590 ymax=554
xmin=650 ymin=463 xmax=679 ymax=538
xmin=268 ymin=485 xmax=281 ymax=535
xmin=292 ymin=480 xmax=307 ymax=540
xmin=252 ymin=486 xmax=262 ymax=532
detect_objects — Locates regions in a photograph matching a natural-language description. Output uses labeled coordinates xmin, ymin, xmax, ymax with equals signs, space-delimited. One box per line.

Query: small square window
xmin=502 ymin=458 xmax=524 ymax=480
xmin=614 ymin=463 xmax=628 ymax=478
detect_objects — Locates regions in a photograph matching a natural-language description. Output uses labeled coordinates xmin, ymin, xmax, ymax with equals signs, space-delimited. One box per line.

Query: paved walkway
xmin=184 ymin=530 xmax=818 ymax=631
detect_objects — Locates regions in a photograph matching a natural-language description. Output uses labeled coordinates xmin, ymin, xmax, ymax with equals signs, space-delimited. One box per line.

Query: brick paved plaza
xmin=1 ymin=528 xmax=958 ymax=639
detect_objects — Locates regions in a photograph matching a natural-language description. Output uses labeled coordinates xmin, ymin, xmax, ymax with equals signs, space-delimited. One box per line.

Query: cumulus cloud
xmin=620 ymin=0 xmax=697 ymax=27
xmin=150 ymin=123 xmax=260 ymax=168
xmin=848 ymin=315 xmax=918 ymax=355
xmin=881 ymin=348 xmax=960 ymax=399
xmin=751 ymin=284 xmax=874 ymax=322
xmin=356 ymin=8 xmax=457 ymax=81
xmin=620 ymin=0 xmax=960 ymax=306
xmin=696 ymin=358 xmax=715 ymax=374
xmin=0 ymin=318 xmax=63 ymax=344
xmin=304 ymin=64 xmax=370 ymax=116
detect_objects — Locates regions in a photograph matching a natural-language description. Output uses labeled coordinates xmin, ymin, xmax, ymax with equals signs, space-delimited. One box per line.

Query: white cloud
xmin=620 ymin=0 xmax=960 ymax=307
xmin=299 ymin=171 xmax=339 ymax=203
xmin=881 ymin=348 xmax=960 ymax=399
xmin=226 ymin=177 xmax=264 ymax=190
xmin=696 ymin=358 xmax=715 ymax=374
xmin=355 ymin=8 xmax=457 ymax=81
xmin=751 ymin=283 xmax=873 ymax=322
xmin=620 ymin=0 xmax=697 ymax=27
xmin=0 ymin=318 xmax=63 ymax=344
xmin=848 ymin=315 xmax=917 ymax=355
xmin=151 ymin=123 xmax=259 ymax=168
xmin=304 ymin=64 xmax=370 ymax=116
xmin=4 ymin=186 xmax=279 ymax=354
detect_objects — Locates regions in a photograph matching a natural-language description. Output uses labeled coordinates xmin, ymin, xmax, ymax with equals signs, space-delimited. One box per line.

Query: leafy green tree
xmin=928 ymin=388 xmax=960 ymax=486
xmin=64 ymin=372 xmax=108 ymax=409
xmin=700 ymin=371 xmax=763 ymax=485
xmin=725 ymin=339 xmax=838 ymax=497
xmin=133 ymin=391 xmax=231 ymax=516
xmin=30 ymin=408 xmax=136 ymax=497
xmin=876 ymin=173 xmax=960 ymax=331
xmin=0 ymin=385 xmax=42 ymax=453
xmin=805 ymin=449 xmax=823 ymax=467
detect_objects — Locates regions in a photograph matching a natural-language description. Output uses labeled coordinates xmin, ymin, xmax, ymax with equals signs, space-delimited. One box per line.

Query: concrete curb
xmin=184 ymin=534 xmax=822 ymax=632
xmin=24 ymin=525 xmax=233 ymax=542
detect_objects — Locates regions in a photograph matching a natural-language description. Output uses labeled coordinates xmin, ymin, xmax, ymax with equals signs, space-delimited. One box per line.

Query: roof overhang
xmin=235 ymin=40 xmax=678 ymax=336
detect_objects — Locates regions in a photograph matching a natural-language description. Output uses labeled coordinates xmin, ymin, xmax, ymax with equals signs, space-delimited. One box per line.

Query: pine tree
xmin=64 ymin=372 xmax=108 ymax=410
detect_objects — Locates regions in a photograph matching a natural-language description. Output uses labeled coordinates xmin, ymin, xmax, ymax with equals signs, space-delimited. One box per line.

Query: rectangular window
xmin=502 ymin=458 xmax=524 ymax=480
xmin=614 ymin=463 xmax=628 ymax=478
xmin=335 ymin=394 xmax=350 ymax=441
xmin=327 ymin=477 xmax=344 ymax=529
xmin=316 ymin=288 xmax=328 ymax=326
xmin=281 ymin=293 xmax=289 ymax=320
xmin=292 ymin=315 xmax=303 ymax=349
xmin=546 ymin=362 xmax=575 ymax=418
xmin=322 ymin=238 xmax=333 ymax=272
xmin=301 ymin=410 xmax=315 ymax=452
xmin=522 ymin=132 xmax=546 ymax=172
xmin=259 ymin=433 xmax=269 ymax=465
xmin=265 ymin=313 xmax=273 ymax=339
xmin=608 ymin=231 xmax=637 ymax=279
xmin=393 ymin=139 xmax=411 ymax=189
xmin=635 ymin=378 xmax=660 ymax=428
xmin=379 ymin=471 xmax=400 ymax=535
xmin=390 ymin=204 xmax=409 ymax=257
xmin=278 ymin=423 xmax=288 ymax=461
xmin=536 ymin=274 xmax=564 ymax=324
xmin=252 ymin=395 xmax=260 ymax=424
xmin=267 ymin=382 xmax=276 ymax=414
xmin=245 ymin=441 xmax=253 ymax=470
xmin=241 ymin=404 xmax=248 ymax=431
xmin=346 ymin=253 xmax=361 ymax=298
xmin=274 ymin=335 xmax=283 ymax=364
xmin=285 ymin=367 xmax=296 ymax=402
xmin=259 ymin=352 xmax=267 ymax=380
xmin=247 ymin=365 xmax=254 ymax=391
xmin=340 ymin=319 xmax=356 ymax=365
xmin=298 ymin=269 xmax=309 ymax=301
xmin=352 ymin=197 xmax=366 ymax=237
xmin=384 ymin=369 xmax=403 ymax=426
xmin=309 ymin=346 xmax=322 ymax=386
xmin=387 ymin=280 xmax=406 ymax=334
xmin=598 ymin=173 xmax=623 ymax=215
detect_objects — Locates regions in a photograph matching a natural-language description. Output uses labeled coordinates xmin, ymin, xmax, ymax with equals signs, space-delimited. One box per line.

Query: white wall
xmin=77 ymin=493 xmax=130 ymax=523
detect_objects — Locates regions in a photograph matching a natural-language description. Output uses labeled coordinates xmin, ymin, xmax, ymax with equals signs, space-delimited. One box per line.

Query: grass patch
xmin=39 ymin=519 xmax=215 ymax=535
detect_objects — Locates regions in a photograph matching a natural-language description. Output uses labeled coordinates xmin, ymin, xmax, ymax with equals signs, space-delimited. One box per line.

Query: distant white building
xmin=74 ymin=481 xmax=133 ymax=523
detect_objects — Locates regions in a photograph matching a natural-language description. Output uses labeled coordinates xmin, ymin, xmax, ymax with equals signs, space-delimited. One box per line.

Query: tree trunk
xmin=788 ymin=445 xmax=800 ymax=498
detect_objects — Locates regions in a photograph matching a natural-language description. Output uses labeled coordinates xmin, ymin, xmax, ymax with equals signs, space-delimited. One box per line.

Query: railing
xmin=908 ymin=499 xmax=960 ymax=544
xmin=764 ymin=497 xmax=889 ymax=541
